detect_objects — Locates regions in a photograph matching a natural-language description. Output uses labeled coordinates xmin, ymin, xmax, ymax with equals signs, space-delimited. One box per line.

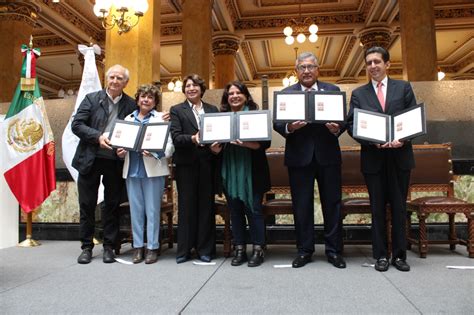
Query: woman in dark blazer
xmin=211 ymin=81 xmax=271 ymax=267
xmin=170 ymin=74 xmax=219 ymax=263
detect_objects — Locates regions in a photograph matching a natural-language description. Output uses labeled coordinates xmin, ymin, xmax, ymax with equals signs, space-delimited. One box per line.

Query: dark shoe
xmin=145 ymin=249 xmax=159 ymax=264
xmin=199 ymin=255 xmax=212 ymax=263
xmin=392 ymin=258 xmax=410 ymax=272
xmin=103 ymin=248 xmax=115 ymax=263
xmin=327 ymin=254 xmax=346 ymax=269
xmin=77 ymin=249 xmax=92 ymax=264
xmin=133 ymin=247 xmax=145 ymax=264
xmin=375 ymin=258 xmax=389 ymax=272
xmin=248 ymin=245 xmax=265 ymax=267
xmin=231 ymin=245 xmax=248 ymax=266
xmin=176 ymin=255 xmax=190 ymax=264
xmin=292 ymin=254 xmax=312 ymax=268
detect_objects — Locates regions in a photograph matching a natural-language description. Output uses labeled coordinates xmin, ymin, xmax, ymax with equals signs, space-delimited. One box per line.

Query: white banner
xmin=61 ymin=44 xmax=104 ymax=201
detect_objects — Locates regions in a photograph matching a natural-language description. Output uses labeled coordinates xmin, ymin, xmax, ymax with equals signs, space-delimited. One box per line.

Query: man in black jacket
xmin=347 ymin=46 xmax=416 ymax=272
xmin=274 ymin=52 xmax=346 ymax=269
xmin=72 ymin=64 xmax=136 ymax=264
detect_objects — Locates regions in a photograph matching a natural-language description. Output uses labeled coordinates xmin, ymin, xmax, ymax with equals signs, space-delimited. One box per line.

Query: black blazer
xmin=273 ymin=81 xmax=343 ymax=168
xmin=170 ymin=101 xmax=219 ymax=165
xmin=71 ymin=89 xmax=136 ymax=175
xmin=347 ymin=78 xmax=417 ymax=174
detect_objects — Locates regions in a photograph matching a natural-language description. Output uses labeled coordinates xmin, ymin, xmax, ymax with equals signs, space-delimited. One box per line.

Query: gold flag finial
xmin=29 ymin=35 xmax=33 ymax=49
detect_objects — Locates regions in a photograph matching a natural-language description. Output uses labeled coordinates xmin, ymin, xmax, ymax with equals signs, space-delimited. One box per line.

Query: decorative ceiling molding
xmin=34 ymin=36 xmax=69 ymax=47
xmin=0 ymin=2 xmax=40 ymax=27
xmin=435 ymin=7 xmax=474 ymax=19
xmin=336 ymin=36 xmax=358 ymax=71
xmin=3 ymin=0 xmax=472 ymax=97
xmin=37 ymin=76 xmax=62 ymax=91
xmin=212 ymin=32 xmax=241 ymax=56
xmin=240 ymin=41 xmax=257 ymax=78
xmin=38 ymin=0 xmax=104 ymax=42
xmin=162 ymin=25 xmax=182 ymax=36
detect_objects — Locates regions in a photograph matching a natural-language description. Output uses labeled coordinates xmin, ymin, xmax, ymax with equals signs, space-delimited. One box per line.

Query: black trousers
xmin=77 ymin=158 xmax=124 ymax=250
xmin=364 ymin=153 xmax=411 ymax=260
xmin=288 ymin=158 xmax=343 ymax=256
xmin=175 ymin=151 xmax=216 ymax=258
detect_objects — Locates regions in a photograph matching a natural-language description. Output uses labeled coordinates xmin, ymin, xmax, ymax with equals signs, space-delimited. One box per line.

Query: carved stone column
xmin=212 ymin=32 xmax=240 ymax=89
xmin=0 ymin=2 xmax=40 ymax=102
xmin=181 ymin=0 xmax=213 ymax=84
xmin=358 ymin=24 xmax=392 ymax=51
xmin=399 ymin=0 xmax=437 ymax=81
xmin=105 ymin=1 xmax=160 ymax=96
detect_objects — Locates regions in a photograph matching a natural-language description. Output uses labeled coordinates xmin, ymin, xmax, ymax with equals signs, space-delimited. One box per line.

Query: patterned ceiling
xmin=19 ymin=0 xmax=474 ymax=98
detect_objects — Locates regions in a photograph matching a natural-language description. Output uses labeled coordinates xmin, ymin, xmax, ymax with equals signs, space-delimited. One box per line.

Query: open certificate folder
xmin=273 ymin=90 xmax=346 ymax=123
xmin=109 ymin=120 xmax=170 ymax=152
xmin=353 ymin=103 xmax=426 ymax=144
xmin=199 ymin=110 xmax=272 ymax=144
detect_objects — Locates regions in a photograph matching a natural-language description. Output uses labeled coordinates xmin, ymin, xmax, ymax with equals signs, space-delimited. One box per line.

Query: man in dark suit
xmin=72 ymin=64 xmax=136 ymax=264
xmin=170 ymin=74 xmax=219 ymax=263
xmin=274 ymin=52 xmax=346 ymax=268
xmin=347 ymin=46 xmax=416 ymax=272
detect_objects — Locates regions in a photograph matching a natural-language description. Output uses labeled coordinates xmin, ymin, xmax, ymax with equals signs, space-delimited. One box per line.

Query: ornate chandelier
xmin=167 ymin=77 xmax=183 ymax=92
xmin=283 ymin=2 xmax=319 ymax=45
xmin=93 ymin=0 xmax=149 ymax=35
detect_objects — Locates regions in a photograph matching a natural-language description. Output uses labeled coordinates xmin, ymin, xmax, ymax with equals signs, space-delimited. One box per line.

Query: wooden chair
xmin=340 ymin=146 xmax=391 ymax=252
xmin=159 ymin=171 xmax=175 ymax=253
xmin=261 ymin=148 xmax=293 ymax=217
xmin=214 ymin=199 xmax=232 ymax=257
xmin=215 ymin=148 xmax=290 ymax=255
xmin=407 ymin=143 xmax=474 ymax=258
xmin=114 ymin=165 xmax=175 ymax=255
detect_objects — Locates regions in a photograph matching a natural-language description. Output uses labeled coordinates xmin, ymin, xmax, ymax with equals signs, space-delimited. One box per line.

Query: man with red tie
xmin=347 ymin=46 xmax=417 ymax=272
xmin=274 ymin=52 xmax=346 ymax=269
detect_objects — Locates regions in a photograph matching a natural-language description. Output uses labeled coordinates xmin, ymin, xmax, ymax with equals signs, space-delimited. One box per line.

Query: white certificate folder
xmin=200 ymin=110 xmax=272 ymax=144
xmin=273 ymin=90 xmax=346 ymax=123
xmin=353 ymin=103 xmax=426 ymax=144
xmin=109 ymin=120 xmax=170 ymax=152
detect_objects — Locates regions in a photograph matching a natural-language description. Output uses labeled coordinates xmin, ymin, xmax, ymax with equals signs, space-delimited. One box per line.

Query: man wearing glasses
xmin=274 ymin=52 xmax=346 ymax=269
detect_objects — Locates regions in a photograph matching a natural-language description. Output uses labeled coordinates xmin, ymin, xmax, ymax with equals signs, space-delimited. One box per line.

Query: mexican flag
xmin=1 ymin=46 xmax=56 ymax=213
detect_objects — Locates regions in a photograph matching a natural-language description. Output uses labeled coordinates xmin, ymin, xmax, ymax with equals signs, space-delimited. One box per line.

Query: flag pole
xmin=18 ymin=211 xmax=41 ymax=247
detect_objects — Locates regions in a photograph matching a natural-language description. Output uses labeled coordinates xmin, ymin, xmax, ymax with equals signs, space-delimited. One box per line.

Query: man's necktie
xmin=377 ymin=81 xmax=385 ymax=111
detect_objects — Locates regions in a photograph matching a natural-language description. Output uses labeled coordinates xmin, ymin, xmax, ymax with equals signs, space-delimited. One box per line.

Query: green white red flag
xmin=1 ymin=44 xmax=56 ymax=213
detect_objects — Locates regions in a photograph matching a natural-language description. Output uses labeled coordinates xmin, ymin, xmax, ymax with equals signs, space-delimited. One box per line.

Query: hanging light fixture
xmin=66 ymin=63 xmax=75 ymax=98
xmin=282 ymin=47 xmax=299 ymax=87
xmin=283 ymin=1 xmax=319 ymax=46
xmin=437 ymin=67 xmax=446 ymax=81
xmin=93 ymin=0 xmax=149 ymax=35
xmin=167 ymin=77 xmax=183 ymax=92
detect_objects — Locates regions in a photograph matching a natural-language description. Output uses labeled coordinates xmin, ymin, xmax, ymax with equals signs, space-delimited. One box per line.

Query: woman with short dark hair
xmin=169 ymin=74 xmax=219 ymax=263
xmin=116 ymin=84 xmax=174 ymax=264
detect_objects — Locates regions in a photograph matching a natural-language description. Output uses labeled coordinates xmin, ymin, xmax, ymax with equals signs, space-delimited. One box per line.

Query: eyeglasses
xmin=296 ymin=64 xmax=318 ymax=72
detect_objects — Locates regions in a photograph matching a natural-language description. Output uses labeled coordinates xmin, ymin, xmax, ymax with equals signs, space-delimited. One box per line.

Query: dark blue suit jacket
xmin=347 ymin=78 xmax=417 ymax=174
xmin=273 ymin=81 xmax=343 ymax=168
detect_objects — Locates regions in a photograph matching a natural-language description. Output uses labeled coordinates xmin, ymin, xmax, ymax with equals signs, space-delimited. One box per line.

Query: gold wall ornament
xmin=7 ymin=118 xmax=44 ymax=153
xmin=93 ymin=0 xmax=149 ymax=35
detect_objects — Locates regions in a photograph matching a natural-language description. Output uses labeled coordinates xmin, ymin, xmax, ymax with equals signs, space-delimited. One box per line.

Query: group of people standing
xmin=73 ymin=45 xmax=415 ymax=273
